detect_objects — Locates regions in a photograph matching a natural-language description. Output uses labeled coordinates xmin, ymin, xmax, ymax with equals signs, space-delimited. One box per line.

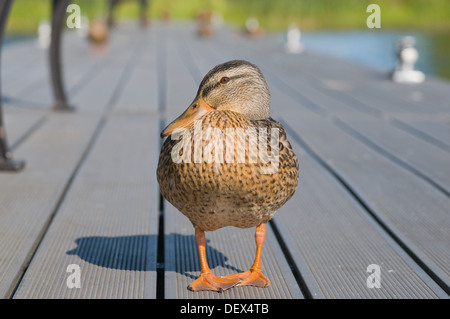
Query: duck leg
xmin=188 ymin=227 xmax=241 ymax=292
xmin=221 ymin=223 xmax=271 ymax=288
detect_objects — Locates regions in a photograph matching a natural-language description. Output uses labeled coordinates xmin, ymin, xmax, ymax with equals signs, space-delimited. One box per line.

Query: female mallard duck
xmin=157 ymin=60 xmax=299 ymax=292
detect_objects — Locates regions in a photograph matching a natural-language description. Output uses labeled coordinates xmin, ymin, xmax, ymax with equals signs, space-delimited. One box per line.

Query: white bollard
xmin=285 ymin=24 xmax=303 ymax=54
xmin=37 ymin=20 xmax=51 ymax=49
xmin=392 ymin=36 xmax=425 ymax=84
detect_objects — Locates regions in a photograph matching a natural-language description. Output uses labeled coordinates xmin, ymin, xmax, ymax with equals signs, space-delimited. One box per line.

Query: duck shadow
xmin=66 ymin=234 xmax=242 ymax=279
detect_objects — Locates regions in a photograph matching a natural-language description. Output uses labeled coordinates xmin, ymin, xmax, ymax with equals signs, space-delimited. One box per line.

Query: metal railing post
xmin=108 ymin=0 xmax=148 ymax=27
xmin=107 ymin=0 xmax=119 ymax=27
xmin=0 ymin=0 xmax=25 ymax=171
xmin=139 ymin=0 xmax=149 ymax=27
xmin=50 ymin=0 xmax=74 ymax=111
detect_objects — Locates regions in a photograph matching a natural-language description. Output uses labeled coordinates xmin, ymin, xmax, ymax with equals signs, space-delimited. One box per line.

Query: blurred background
xmin=1 ymin=0 xmax=450 ymax=300
xmin=4 ymin=0 xmax=450 ymax=80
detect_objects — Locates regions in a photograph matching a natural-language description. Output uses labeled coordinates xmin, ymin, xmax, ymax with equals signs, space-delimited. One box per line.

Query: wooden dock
xmin=1 ymin=21 xmax=449 ymax=299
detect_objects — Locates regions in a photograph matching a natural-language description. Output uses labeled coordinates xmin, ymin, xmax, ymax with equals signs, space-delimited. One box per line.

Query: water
xmin=297 ymin=30 xmax=450 ymax=81
xmin=4 ymin=30 xmax=450 ymax=80
xmin=3 ymin=35 xmax=33 ymax=46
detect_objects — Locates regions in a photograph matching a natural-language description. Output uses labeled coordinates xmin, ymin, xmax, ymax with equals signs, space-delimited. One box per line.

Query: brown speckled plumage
xmin=157 ymin=60 xmax=299 ymax=232
xmin=157 ymin=59 xmax=299 ymax=292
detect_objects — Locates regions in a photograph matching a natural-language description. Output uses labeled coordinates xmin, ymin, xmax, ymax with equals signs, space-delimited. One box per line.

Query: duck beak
xmin=161 ymin=97 xmax=214 ymax=138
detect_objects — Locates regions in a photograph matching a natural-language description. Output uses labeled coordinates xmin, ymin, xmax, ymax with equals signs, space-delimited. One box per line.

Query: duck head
xmin=161 ymin=60 xmax=270 ymax=137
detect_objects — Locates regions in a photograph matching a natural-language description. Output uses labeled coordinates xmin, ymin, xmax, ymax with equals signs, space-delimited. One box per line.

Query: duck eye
xmin=220 ymin=77 xmax=230 ymax=84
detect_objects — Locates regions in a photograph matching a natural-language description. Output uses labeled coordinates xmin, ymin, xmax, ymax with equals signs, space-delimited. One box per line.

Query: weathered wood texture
xmin=0 ymin=22 xmax=448 ymax=299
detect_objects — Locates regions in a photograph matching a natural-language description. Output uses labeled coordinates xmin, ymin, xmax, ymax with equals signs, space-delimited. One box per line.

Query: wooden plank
xmin=0 ymin=113 xmax=100 ymax=298
xmin=264 ymin=56 xmax=435 ymax=116
xmin=164 ymin=29 xmax=197 ymax=120
xmin=336 ymin=116 xmax=450 ymax=195
xmin=2 ymin=35 xmax=92 ymax=108
xmin=280 ymin=113 xmax=450 ymax=293
xmin=13 ymin=34 xmax=110 ymax=107
xmin=372 ymin=76 xmax=450 ymax=111
xmin=392 ymin=118 xmax=450 ymax=152
xmin=2 ymin=38 xmax=46 ymax=84
xmin=68 ymin=40 xmax=140 ymax=113
xmin=256 ymin=40 xmax=450 ymax=113
xmin=13 ymin=114 xmax=160 ymax=299
xmin=2 ymin=29 xmax=137 ymax=109
xmin=0 ymin=27 xmax=142 ymax=298
xmin=113 ymin=32 xmax=158 ymax=115
xmin=341 ymin=81 xmax=447 ymax=115
xmin=12 ymin=26 xmax=161 ymax=298
xmin=2 ymin=105 xmax=46 ymax=149
xmin=265 ymin=80 xmax=447 ymax=298
xmin=272 ymin=135 xmax=444 ymax=298
xmin=3 ymin=63 xmax=49 ymax=99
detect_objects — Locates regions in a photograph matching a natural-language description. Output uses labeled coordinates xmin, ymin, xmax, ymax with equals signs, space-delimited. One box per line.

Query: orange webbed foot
xmin=221 ymin=269 xmax=271 ymax=288
xmin=188 ymin=271 xmax=241 ymax=293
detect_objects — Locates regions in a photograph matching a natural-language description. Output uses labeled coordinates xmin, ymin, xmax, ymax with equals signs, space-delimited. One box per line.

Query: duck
xmin=196 ymin=10 xmax=214 ymax=38
xmin=88 ymin=18 xmax=108 ymax=44
xmin=157 ymin=60 xmax=299 ymax=292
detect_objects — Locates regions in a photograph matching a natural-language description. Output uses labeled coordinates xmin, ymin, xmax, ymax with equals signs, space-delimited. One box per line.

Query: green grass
xmin=5 ymin=0 xmax=450 ymax=35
